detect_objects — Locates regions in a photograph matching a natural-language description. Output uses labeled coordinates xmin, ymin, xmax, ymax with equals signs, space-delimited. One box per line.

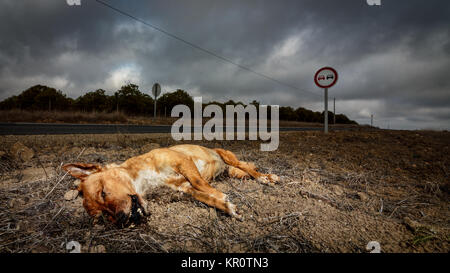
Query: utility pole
xmin=115 ymin=93 xmax=119 ymax=113
xmin=371 ymin=114 xmax=373 ymax=127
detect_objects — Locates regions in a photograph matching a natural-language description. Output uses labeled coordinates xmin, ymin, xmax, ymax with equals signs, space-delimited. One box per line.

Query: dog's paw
xmin=268 ymin=174 xmax=280 ymax=183
xmin=226 ymin=202 xmax=243 ymax=221
xmin=220 ymin=193 xmax=228 ymax=203
xmin=257 ymin=174 xmax=279 ymax=184
xmin=256 ymin=176 xmax=269 ymax=184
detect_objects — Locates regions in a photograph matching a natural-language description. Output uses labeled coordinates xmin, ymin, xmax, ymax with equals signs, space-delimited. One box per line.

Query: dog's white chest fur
xmin=131 ymin=159 xmax=214 ymax=195
xmin=132 ymin=167 xmax=180 ymax=195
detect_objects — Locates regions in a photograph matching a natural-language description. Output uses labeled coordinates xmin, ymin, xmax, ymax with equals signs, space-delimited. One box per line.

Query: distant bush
xmin=0 ymin=85 xmax=73 ymax=111
xmin=75 ymin=89 xmax=111 ymax=112
xmin=157 ymin=89 xmax=194 ymax=114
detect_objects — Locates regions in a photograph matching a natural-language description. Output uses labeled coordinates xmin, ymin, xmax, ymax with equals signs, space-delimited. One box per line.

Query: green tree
xmin=0 ymin=85 xmax=73 ymax=111
xmin=114 ymin=83 xmax=153 ymax=115
xmin=157 ymin=89 xmax=194 ymax=115
xmin=75 ymin=89 xmax=110 ymax=112
xmin=279 ymin=106 xmax=298 ymax=121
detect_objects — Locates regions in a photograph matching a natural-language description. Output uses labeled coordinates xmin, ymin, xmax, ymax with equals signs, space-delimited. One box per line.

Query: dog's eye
xmin=101 ymin=191 xmax=106 ymax=199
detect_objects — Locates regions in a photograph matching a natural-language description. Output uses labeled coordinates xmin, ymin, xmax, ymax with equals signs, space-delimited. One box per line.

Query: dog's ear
xmin=63 ymin=163 xmax=103 ymax=179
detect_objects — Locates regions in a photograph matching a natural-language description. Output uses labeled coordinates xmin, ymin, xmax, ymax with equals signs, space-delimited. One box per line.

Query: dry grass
xmin=0 ymin=109 xmax=360 ymax=127
xmin=0 ymin=109 xmax=128 ymax=124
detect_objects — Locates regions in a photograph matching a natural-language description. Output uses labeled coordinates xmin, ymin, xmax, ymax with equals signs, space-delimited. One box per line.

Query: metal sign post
xmin=333 ymin=97 xmax=336 ymax=125
xmin=152 ymin=83 xmax=161 ymax=119
xmin=324 ymin=88 xmax=328 ymax=133
xmin=314 ymin=67 xmax=338 ymax=133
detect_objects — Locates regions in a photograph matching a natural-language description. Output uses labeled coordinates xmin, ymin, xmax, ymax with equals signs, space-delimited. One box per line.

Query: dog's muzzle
xmin=128 ymin=194 xmax=146 ymax=225
xmin=115 ymin=194 xmax=147 ymax=227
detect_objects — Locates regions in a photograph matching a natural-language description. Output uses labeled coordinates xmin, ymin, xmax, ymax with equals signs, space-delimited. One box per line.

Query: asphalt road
xmin=0 ymin=122 xmax=354 ymax=135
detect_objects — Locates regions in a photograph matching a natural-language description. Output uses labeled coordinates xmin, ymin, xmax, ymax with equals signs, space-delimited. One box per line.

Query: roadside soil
xmin=0 ymin=130 xmax=448 ymax=253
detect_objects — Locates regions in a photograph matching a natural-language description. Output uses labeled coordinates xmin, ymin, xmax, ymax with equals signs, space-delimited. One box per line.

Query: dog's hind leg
xmin=228 ymin=166 xmax=250 ymax=179
xmin=214 ymin=148 xmax=279 ymax=184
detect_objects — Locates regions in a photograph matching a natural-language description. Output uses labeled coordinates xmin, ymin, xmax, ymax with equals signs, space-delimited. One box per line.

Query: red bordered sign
xmin=314 ymin=67 xmax=338 ymax=89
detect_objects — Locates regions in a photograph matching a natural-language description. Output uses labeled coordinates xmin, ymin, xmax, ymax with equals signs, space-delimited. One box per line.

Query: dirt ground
xmin=0 ymin=129 xmax=448 ymax=253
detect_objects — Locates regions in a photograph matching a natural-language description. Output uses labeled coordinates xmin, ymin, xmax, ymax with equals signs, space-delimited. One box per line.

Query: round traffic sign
xmin=314 ymin=67 xmax=338 ymax=89
xmin=152 ymin=83 xmax=161 ymax=98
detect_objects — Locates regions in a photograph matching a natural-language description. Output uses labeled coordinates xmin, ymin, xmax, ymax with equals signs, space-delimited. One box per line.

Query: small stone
xmin=10 ymin=142 xmax=34 ymax=162
xmin=8 ymin=199 xmax=16 ymax=208
xmin=70 ymin=147 xmax=81 ymax=154
xmin=367 ymin=190 xmax=376 ymax=195
xmin=185 ymin=241 xmax=193 ymax=248
xmin=93 ymin=224 xmax=104 ymax=231
xmin=74 ymin=197 xmax=82 ymax=206
xmin=231 ymin=243 xmax=245 ymax=253
xmin=73 ymin=179 xmax=81 ymax=187
xmin=84 ymin=147 xmax=96 ymax=155
xmin=333 ymin=185 xmax=344 ymax=196
xmin=64 ymin=190 xmax=79 ymax=201
xmin=7 ymin=199 xmax=24 ymax=209
xmin=403 ymin=217 xmax=422 ymax=232
xmin=357 ymin=192 xmax=369 ymax=202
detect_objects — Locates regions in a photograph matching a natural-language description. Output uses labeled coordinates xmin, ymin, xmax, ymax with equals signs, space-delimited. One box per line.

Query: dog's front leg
xmin=178 ymin=182 xmax=241 ymax=220
xmin=174 ymin=160 xmax=241 ymax=220
xmin=176 ymin=158 xmax=226 ymax=201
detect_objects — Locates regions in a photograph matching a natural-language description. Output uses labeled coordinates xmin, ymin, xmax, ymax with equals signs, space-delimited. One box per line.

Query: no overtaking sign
xmin=314 ymin=67 xmax=338 ymax=89
xmin=314 ymin=67 xmax=338 ymax=133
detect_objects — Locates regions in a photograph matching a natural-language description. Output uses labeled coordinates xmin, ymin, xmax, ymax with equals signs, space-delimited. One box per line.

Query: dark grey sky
xmin=1 ymin=0 xmax=449 ymax=129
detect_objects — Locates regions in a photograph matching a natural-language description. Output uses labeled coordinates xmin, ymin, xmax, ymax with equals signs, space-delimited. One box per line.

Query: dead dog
xmin=63 ymin=144 xmax=279 ymax=227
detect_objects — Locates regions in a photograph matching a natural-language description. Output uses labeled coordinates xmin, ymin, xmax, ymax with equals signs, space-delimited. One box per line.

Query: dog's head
xmin=63 ymin=163 xmax=149 ymax=227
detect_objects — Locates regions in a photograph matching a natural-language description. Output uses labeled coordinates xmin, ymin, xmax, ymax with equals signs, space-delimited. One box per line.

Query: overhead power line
xmin=94 ymin=0 xmax=321 ymax=98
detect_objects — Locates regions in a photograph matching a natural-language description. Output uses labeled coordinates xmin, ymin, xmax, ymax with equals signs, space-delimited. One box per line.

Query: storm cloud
xmin=1 ymin=0 xmax=449 ymax=129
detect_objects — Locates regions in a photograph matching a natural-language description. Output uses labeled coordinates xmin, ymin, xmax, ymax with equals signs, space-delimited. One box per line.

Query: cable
xmin=94 ymin=0 xmax=321 ymax=98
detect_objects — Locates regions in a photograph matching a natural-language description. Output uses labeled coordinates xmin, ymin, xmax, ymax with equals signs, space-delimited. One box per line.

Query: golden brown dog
xmin=63 ymin=144 xmax=279 ymax=226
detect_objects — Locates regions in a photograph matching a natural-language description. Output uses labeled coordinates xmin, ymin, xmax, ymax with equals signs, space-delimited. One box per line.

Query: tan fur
xmin=63 ymin=144 xmax=279 ymax=225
